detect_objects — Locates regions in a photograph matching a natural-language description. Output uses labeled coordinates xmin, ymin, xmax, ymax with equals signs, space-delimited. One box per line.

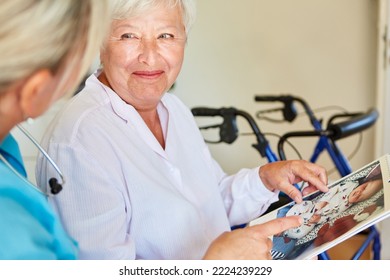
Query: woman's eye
xmin=120 ymin=33 xmax=137 ymax=40
xmin=158 ymin=33 xmax=174 ymax=39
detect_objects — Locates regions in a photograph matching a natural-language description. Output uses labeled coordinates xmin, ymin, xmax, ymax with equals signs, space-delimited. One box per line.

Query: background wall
xmin=174 ymin=0 xmax=378 ymax=183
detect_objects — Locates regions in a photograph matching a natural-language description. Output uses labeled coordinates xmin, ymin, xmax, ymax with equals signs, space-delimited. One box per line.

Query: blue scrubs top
xmin=0 ymin=134 xmax=78 ymax=259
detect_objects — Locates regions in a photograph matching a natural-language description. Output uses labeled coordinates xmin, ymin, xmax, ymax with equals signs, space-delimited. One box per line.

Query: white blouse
xmin=36 ymin=73 xmax=279 ymax=260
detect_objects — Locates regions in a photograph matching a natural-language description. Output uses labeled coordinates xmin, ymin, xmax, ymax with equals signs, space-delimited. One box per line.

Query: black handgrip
xmin=191 ymin=107 xmax=239 ymax=144
xmin=254 ymin=95 xmax=293 ymax=102
xmin=327 ymin=108 xmax=379 ymax=141
xmin=192 ymin=106 xmax=270 ymax=157
xmin=191 ymin=107 xmax=222 ymax=117
xmin=255 ymin=95 xmax=297 ymax=122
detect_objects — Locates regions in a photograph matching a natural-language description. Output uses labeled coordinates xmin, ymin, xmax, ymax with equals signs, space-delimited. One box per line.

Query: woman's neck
xmin=0 ymin=91 xmax=24 ymax=143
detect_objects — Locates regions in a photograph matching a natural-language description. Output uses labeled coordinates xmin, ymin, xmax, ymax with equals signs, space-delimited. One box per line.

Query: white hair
xmin=110 ymin=0 xmax=197 ymax=34
xmin=0 ymin=0 xmax=111 ymax=95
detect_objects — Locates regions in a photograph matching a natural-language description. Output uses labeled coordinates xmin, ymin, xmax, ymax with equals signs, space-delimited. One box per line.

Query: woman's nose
xmin=138 ymin=38 xmax=159 ymax=65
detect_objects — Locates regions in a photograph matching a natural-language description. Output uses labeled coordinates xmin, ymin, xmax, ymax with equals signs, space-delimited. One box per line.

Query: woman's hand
xmin=259 ymin=160 xmax=328 ymax=203
xmin=203 ymin=215 xmax=303 ymax=260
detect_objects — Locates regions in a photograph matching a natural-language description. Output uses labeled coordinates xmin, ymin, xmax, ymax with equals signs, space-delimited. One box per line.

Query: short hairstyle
xmin=110 ymin=0 xmax=197 ymax=34
xmin=0 ymin=0 xmax=111 ymax=95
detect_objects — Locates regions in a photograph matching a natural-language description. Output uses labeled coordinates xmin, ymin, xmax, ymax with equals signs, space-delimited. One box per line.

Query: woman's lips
xmin=133 ymin=70 xmax=164 ymax=79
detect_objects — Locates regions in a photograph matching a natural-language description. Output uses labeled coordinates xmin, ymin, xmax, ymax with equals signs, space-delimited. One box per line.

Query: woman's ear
xmin=19 ymin=69 xmax=54 ymax=118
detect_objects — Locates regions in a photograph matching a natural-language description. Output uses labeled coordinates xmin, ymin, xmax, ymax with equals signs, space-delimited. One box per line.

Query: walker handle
xmin=327 ymin=108 xmax=379 ymax=141
xmin=191 ymin=107 xmax=224 ymax=117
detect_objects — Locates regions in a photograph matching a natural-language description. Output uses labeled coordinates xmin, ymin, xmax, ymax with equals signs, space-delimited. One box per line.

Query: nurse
xmin=0 ymin=0 xmax=111 ymax=259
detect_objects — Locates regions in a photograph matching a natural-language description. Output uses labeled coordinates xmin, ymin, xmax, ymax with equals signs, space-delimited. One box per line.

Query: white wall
xmin=375 ymin=0 xmax=390 ymax=261
xmin=174 ymin=0 xmax=378 ymax=182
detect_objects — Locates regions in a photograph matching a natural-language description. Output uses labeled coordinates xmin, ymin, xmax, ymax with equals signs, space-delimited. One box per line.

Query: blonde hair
xmin=0 ymin=0 xmax=111 ymax=95
xmin=111 ymin=0 xmax=196 ymax=34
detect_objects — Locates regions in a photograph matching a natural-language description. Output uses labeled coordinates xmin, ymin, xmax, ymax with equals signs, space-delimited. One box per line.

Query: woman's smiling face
xmin=99 ymin=5 xmax=186 ymax=111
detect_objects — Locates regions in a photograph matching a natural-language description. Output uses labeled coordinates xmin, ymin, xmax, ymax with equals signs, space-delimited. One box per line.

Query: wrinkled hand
xmin=259 ymin=160 xmax=328 ymax=203
xmin=203 ymin=216 xmax=303 ymax=260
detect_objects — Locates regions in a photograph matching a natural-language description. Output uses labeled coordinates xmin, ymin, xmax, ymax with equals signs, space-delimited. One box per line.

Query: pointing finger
xmin=295 ymin=163 xmax=328 ymax=193
xmin=249 ymin=216 xmax=303 ymax=238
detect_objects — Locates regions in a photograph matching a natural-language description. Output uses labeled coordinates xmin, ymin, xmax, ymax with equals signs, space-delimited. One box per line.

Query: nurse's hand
xmin=259 ymin=160 xmax=328 ymax=204
xmin=203 ymin=215 xmax=302 ymax=260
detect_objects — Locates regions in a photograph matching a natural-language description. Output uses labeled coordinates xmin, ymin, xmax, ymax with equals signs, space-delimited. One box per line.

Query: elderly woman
xmin=0 ymin=0 xmax=111 ymax=259
xmin=37 ymin=0 xmax=327 ymax=260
